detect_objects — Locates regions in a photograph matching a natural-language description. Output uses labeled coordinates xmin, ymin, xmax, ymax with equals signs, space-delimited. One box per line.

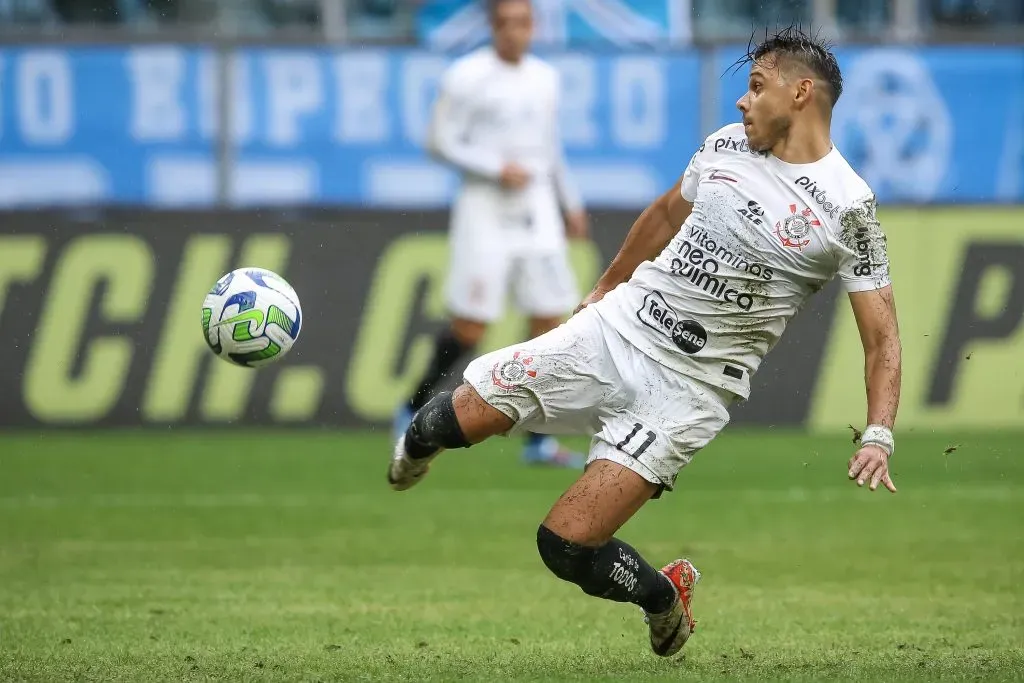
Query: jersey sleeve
xmin=681 ymin=124 xmax=746 ymax=202
xmin=425 ymin=63 xmax=504 ymax=180
xmin=679 ymin=139 xmax=708 ymax=202
xmin=835 ymin=194 xmax=892 ymax=292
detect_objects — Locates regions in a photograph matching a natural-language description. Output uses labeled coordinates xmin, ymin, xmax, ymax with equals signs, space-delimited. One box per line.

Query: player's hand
xmin=499 ymin=163 xmax=531 ymax=190
xmin=847 ymin=445 xmax=896 ymax=493
xmin=573 ymin=286 xmax=611 ymax=314
xmin=565 ymin=209 xmax=589 ymax=240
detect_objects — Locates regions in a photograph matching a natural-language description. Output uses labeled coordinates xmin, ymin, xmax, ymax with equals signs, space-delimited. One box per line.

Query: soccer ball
xmin=201 ymin=267 xmax=302 ymax=368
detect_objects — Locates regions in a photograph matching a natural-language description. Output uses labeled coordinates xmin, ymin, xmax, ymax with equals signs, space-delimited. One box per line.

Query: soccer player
xmin=388 ymin=27 xmax=902 ymax=657
xmin=392 ymin=0 xmax=590 ymax=468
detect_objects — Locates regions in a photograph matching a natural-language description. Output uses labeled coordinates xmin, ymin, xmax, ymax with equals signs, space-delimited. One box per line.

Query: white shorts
xmin=463 ymin=306 xmax=734 ymax=491
xmin=445 ymin=247 xmax=579 ymax=323
xmin=444 ymin=183 xmax=576 ymax=323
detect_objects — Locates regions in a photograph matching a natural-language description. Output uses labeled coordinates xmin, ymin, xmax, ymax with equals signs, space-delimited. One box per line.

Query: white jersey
xmin=595 ymin=123 xmax=892 ymax=400
xmin=427 ymin=47 xmax=581 ymax=252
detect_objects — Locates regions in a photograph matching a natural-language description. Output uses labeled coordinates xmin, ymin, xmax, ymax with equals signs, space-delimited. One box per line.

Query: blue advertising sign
xmin=416 ymin=0 xmax=690 ymax=50
xmin=0 ymin=47 xmax=699 ymax=208
xmin=0 ymin=45 xmax=1021 ymax=208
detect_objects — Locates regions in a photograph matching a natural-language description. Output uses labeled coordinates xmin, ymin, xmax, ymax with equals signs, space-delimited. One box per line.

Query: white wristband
xmin=860 ymin=424 xmax=894 ymax=457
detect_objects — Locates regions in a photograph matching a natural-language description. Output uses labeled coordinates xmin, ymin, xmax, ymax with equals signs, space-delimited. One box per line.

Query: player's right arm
xmin=425 ymin=63 xmax=526 ymax=188
xmin=581 ymin=181 xmax=691 ymax=305
xmin=574 ymin=130 xmax=722 ymax=312
xmin=575 ymin=162 xmax=698 ymax=313
xmin=576 ymin=134 xmax=714 ymax=311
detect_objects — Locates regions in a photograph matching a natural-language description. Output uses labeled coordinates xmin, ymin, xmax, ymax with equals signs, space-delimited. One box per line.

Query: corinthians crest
xmin=491 ymin=351 xmax=537 ymax=390
xmin=775 ymin=204 xmax=821 ymax=250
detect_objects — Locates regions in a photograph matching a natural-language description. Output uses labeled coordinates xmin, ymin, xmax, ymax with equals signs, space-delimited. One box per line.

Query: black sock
xmin=537 ymin=526 xmax=676 ymax=614
xmin=582 ymin=538 xmax=677 ymax=613
xmin=408 ymin=331 xmax=474 ymax=411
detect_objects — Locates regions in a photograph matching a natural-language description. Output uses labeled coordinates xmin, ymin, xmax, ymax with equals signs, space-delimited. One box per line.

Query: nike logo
xmin=653 ymin=613 xmax=686 ymax=656
xmin=708 ymin=169 xmax=738 ymax=183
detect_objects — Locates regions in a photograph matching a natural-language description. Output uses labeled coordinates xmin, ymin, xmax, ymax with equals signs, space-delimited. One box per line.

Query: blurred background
xmin=1 ymin=0 xmax=1021 ymax=432
xmin=1 ymin=4 xmax=1022 ymax=680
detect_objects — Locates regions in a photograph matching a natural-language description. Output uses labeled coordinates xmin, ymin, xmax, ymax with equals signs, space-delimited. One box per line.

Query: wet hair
xmin=733 ymin=25 xmax=843 ymax=107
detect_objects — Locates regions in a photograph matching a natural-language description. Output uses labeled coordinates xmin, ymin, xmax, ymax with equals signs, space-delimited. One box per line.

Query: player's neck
xmin=769 ymin=121 xmax=832 ymax=165
xmin=493 ymin=47 xmax=524 ymax=65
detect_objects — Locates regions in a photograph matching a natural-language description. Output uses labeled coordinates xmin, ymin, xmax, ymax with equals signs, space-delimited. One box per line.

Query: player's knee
xmin=536 ymin=524 xmax=601 ymax=593
xmin=409 ymin=391 xmax=470 ymax=450
xmin=448 ymin=382 xmax=515 ymax=442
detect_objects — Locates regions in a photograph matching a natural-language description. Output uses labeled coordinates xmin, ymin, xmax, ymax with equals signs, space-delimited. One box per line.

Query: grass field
xmin=1 ymin=429 xmax=1022 ymax=682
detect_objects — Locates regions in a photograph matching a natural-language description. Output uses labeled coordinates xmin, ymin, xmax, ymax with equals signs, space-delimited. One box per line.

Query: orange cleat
xmin=642 ymin=558 xmax=701 ymax=657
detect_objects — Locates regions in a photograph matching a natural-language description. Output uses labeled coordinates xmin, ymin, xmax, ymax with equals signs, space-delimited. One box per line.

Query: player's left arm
xmin=837 ymin=196 xmax=901 ymax=493
xmin=548 ymin=72 xmax=587 ymax=239
xmin=847 ymin=285 xmax=902 ymax=492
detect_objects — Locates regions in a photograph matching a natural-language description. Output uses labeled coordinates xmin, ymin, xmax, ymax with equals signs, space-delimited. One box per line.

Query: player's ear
xmin=793 ymin=77 xmax=815 ymax=109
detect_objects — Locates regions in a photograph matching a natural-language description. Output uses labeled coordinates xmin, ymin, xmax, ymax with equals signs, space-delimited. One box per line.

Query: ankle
xmin=643 ymin=574 xmax=679 ymax=615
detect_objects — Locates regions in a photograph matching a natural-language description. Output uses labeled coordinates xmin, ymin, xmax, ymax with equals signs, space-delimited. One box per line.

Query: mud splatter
xmin=838 ymin=194 xmax=890 ymax=289
xmin=847 ymin=424 xmax=863 ymax=443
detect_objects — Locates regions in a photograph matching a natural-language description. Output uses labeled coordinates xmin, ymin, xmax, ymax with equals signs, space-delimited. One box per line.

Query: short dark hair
xmin=733 ymin=26 xmax=843 ymax=106
xmin=487 ymin=0 xmax=530 ymax=18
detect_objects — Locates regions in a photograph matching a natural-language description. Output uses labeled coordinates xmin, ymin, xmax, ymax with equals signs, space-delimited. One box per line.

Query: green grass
xmin=0 ymin=429 xmax=1022 ymax=682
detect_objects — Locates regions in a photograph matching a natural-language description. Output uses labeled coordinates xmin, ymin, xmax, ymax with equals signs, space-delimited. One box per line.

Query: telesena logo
xmin=635 ymin=291 xmax=708 ymax=355
xmin=795 ymin=176 xmax=839 ymax=219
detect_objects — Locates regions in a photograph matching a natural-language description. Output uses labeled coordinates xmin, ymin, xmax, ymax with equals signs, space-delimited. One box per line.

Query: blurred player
xmin=387 ymin=27 xmax=903 ymax=657
xmin=393 ymin=0 xmax=589 ymax=468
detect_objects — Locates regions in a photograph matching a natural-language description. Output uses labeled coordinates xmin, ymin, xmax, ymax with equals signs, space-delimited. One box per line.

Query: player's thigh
xmin=445 ymin=240 xmax=511 ymax=324
xmin=462 ymin=306 xmax=612 ymax=437
xmin=513 ymin=250 xmax=579 ymax=318
xmin=590 ymin=366 xmax=732 ymax=494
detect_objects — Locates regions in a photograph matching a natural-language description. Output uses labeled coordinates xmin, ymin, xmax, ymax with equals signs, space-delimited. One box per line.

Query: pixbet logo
xmin=795 ymin=176 xmax=839 ymax=219
xmin=714 ymin=136 xmax=759 ymax=155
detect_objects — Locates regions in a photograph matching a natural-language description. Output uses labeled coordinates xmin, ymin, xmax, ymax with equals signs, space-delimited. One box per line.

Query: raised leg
xmin=387 ymin=382 xmax=513 ymax=491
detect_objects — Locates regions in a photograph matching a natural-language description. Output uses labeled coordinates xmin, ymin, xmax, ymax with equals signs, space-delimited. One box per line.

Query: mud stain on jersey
xmin=686 ymin=190 xmax=776 ymax=308
xmin=744 ymin=277 xmax=771 ymax=298
xmin=839 ymin=195 xmax=890 ymax=289
xmin=695 ymin=187 xmax=770 ymax=258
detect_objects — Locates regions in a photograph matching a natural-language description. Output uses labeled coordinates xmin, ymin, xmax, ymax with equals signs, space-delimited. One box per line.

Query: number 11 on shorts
xmin=616 ymin=423 xmax=657 ymax=459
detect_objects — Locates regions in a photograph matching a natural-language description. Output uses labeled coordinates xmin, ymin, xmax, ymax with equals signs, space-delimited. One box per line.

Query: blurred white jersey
xmin=427 ymin=46 xmax=581 ymax=254
xmin=594 ymin=123 xmax=892 ymax=399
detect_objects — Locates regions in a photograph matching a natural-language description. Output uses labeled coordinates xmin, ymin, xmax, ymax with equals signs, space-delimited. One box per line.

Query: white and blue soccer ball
xmin=201 ymin=267 xmax=302 ymax=368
